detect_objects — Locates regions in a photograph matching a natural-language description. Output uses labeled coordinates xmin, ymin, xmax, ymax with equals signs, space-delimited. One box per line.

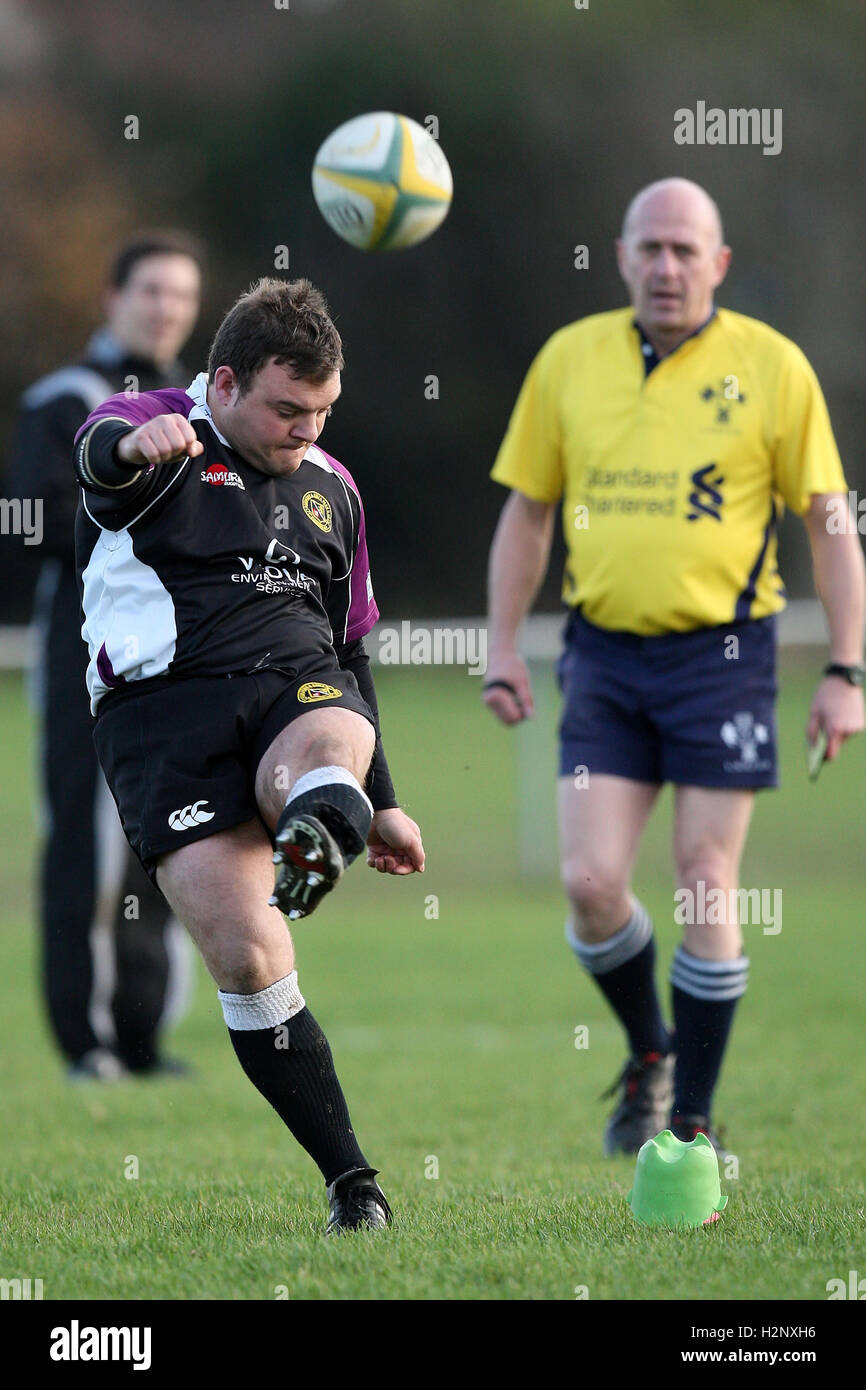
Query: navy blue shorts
xmin=557 ymin=611 xmax=778 ymax=788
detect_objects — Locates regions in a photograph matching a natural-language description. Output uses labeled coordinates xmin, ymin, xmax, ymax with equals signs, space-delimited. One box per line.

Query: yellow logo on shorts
xmin=298 ymin=681 xmax=342 ymax=703
xmin=302 ymin=490 xmax=332 ymax=533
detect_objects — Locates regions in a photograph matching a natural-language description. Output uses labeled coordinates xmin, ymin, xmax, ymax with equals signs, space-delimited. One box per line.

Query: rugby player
xmin=11 ymin=231 xmax=202 ymax=1080
xmin=483 ymin=179 xmax=865 ymax=1154
xmin=73 ymin=277 xmax=424 ymax=1231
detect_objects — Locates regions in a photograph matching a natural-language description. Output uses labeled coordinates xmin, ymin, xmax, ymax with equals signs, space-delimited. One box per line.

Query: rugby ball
xmin=312 ymin=111 xmax=453 ymax=251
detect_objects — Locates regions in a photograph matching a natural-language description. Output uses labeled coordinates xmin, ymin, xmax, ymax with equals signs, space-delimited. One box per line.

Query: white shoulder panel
xmin=80 ymin=527 xmax=178 ymax=713
xmin=305 ymin=445 xmax=334 ymax=473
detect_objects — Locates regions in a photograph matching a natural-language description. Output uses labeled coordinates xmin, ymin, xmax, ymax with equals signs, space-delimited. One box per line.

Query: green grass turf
xmin=0 ymin=652 xmax=863 ymax=1300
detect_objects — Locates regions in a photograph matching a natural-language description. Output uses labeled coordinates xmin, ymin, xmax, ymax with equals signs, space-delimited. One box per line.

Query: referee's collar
xmin=633 ymin=308 xmax=717 ymax=376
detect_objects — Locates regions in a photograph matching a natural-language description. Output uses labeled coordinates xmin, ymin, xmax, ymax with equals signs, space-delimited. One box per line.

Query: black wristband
xmin=482 ymin=678 xmax=526 ymax=716
xmin=823 ymin=662 xmax=866 ymax=687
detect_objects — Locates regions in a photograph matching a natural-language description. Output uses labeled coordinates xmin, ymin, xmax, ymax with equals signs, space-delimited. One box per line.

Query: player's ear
xmin=712 ymin=243 xmax=732 ymax=288
xmin=615 ymin=238 xmax=636 ymax=291
xmin=212 ymin=365 xmax=239 ymax=404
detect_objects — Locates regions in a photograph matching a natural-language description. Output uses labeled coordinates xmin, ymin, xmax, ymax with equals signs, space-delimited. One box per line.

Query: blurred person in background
xmin=10 ymin=231 xmax=204 ymax=1080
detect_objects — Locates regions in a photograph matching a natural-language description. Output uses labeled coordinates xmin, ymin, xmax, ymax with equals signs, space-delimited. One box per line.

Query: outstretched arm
xmin=75 ymin=411 xmax=203 ymax=494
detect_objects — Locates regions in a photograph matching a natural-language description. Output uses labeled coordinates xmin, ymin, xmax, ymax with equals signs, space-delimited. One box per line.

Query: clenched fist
xmin=116 ymin=414 xmax=204 ymax=469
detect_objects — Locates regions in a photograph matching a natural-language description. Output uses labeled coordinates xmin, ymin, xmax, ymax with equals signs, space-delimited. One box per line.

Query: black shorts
xmin=93 ymin=664 xmax=375 ymax=886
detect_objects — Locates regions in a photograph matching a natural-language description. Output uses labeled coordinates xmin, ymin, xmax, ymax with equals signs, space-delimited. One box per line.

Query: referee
xmin=483 ymin=179 xmax=865 ymax=1154
xmin=11 ymin=231 xmax=203 ymax=1080
xmin=73 ymin=277 xmax=424 ymax=1231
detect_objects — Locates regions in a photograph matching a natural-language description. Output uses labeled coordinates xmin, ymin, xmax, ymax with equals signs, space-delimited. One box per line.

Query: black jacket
xmin=10 ymin=328 xmax=186 ymax=567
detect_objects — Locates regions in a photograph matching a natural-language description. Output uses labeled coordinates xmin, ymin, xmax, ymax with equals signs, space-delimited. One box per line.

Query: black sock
xmin=284 ymin=767 xmax=372 ymax=861
xmin=223 ymin=985 xmax=368 ymax=1184
xmin=228 ymin=1009 xmax=368 ymax=1184
xmin=569 ymin=902 xmax=671 ymax=1057
xmin=670 ymin=947 xmax=749 ymax=1119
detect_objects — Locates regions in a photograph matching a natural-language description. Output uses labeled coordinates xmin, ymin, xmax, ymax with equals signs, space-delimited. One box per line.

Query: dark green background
xmin=2 ymin=0 xmax=863 ymax=618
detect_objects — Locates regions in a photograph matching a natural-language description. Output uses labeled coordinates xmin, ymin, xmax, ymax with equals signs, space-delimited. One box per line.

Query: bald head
xmin=622 ymin=178 xmax=724 ymax=248
xmin=616 ymin=178 xmax=731 ymax=356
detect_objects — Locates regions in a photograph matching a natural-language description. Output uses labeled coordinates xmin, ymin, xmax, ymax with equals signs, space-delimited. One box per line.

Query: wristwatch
xmin=823 ymin=662 xmax=866 ymax=686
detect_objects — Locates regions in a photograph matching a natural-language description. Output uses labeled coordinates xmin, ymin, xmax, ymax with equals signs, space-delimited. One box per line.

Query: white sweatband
xmin=218 ymin=970 xmax=306 ymax=1031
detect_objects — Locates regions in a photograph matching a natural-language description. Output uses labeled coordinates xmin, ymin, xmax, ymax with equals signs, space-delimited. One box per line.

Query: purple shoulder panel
xmin=317 ymin=447 xmax=380 ymax=642
xmin=74 ymin=388 xmax=193 ymax=444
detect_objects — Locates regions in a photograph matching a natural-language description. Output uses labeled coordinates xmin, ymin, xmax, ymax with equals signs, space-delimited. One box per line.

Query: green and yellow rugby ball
xmin=312 ymin=111 xmax=453 ymax=251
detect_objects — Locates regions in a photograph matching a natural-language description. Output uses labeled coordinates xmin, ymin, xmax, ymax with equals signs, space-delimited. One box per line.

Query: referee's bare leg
xmin=154 ymin=707 xmax=387 ymax=1230
xmin=558 ymin=772 xmax=659 ymax=945
xmin=559 ymin=773 xmax=754 ymax=1137
xmin=558 ymin=772 xmax=673 ymax=1060
xmin=668 ymin=786 xmax=753 ymax=1133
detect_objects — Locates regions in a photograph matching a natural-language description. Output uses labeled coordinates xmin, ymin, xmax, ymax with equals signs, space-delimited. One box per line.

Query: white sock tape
xmin=286 ymin=764 xmax=372 ymax=815
xmin=218 ymin=969 xmax=306 ymax=1031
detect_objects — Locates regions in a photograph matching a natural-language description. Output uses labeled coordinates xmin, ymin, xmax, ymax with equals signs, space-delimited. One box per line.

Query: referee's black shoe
xmin=601 ymin=1049 xmax=675 ymax=1156
xmin=671 ymin=1113 xmax=731 ymax=1162
xmin=325 ymin=1167 xmax=393 ymax=1235
xmin=270 ymin=812 xmax=344 ymax=920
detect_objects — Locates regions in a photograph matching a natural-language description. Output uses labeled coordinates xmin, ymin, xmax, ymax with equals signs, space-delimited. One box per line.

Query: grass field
xmin=0 ymin=650 xmax=863 ymax=1302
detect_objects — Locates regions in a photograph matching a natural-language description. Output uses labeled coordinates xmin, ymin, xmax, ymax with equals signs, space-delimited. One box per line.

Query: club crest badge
xmin=298 ymin=681 xmax=342 ymax=703
xmin=302 ymin=490 xmax=333 ymax=533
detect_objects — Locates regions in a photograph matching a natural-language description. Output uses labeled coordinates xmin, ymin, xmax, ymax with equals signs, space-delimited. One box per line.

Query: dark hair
xmin=207 ymin=277 xmax=344 ymax=394
xmin=109 ymin=229 xmax=206 ymax=289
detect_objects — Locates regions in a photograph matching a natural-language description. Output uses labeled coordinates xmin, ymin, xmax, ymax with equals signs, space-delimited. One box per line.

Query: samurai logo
xmin=302 ymin=490 xmax=333 ymax=533
xmin=720 ymin=712 xmax=770 ymax=772
xmin=687 ymin=463 xmax=725 ymax=521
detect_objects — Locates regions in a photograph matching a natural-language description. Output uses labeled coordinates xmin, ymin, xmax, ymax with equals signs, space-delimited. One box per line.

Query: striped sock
xmin=669 ymin=946 xmax=749 ymax=1120
xmin=567 ymin=901 xmax=671 ymax=1057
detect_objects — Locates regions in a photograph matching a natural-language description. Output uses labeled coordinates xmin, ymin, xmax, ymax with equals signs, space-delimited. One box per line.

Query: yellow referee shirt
xmin=491 ymin=307 xmax=846 ymax=634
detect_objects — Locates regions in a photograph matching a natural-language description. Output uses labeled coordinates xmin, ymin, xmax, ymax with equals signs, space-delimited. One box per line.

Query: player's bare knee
xmin=676 ymin=850 xmax=734 ymax=897
xmin=299 ymin=731 xmax=373 ymax=782
xmin=561 ymin=860 xmax=629 ymax=937
xmin=258 ymin=711 xmax=374 ymax=810
xmin=213 ymin=936 xmax=294 ymax=994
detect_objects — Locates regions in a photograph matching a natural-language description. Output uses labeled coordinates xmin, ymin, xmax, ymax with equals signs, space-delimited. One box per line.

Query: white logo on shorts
xmin=720 ymin=712 xmax=770 ymax=771
xmin=168 ymin=800 xmax=215 ymax=830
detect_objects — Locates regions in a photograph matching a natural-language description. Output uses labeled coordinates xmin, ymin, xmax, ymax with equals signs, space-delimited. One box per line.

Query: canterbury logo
xmin=168 ymin=800 xmax=215 ymax=830
xmin=297 ymin=682 xmax=342 ymax=703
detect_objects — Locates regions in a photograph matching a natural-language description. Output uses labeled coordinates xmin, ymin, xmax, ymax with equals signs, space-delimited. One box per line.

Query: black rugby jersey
xmin=74 ymin=374 xmax=379 ymax=714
